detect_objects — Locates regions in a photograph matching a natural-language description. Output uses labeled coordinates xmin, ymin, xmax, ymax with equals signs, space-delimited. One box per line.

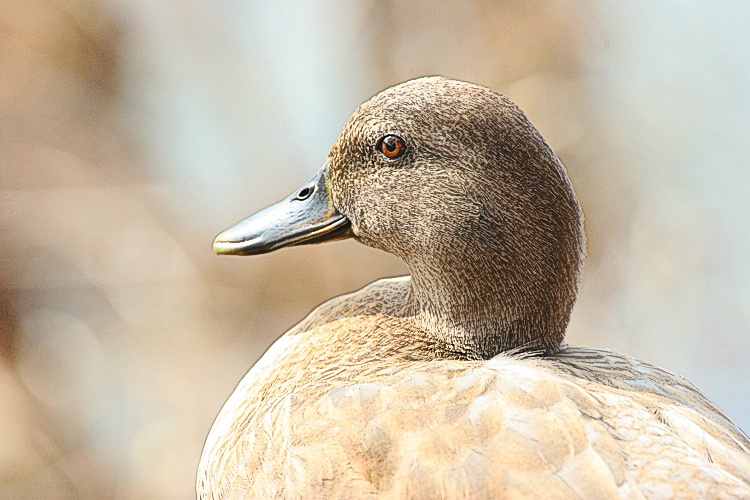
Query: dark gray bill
xmin=213 ymin=164 xmax=352 ymax=255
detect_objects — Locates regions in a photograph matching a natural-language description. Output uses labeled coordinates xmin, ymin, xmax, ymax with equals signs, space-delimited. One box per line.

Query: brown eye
xmin=377 ymin=135 xmax=406 ymax=159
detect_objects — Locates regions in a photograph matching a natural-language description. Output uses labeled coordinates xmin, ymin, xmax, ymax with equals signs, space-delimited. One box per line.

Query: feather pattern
xmin=198 ymin=278 xmax=750 ymax=498
xmin=200 ymin=78 xmax=750 ymax=498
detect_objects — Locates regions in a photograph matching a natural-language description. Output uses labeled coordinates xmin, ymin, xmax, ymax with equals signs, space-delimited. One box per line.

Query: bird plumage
xmin=200 ymin=78 xmax=750 ymax=498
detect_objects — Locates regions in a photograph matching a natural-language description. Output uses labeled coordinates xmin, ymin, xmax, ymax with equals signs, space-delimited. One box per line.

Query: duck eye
xmin=377 ymin=135 xmax=406 ymax=159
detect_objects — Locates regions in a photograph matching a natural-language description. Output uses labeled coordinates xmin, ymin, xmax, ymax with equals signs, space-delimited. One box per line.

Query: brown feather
xmin=199 ymin=78 xmax=750 ymax=498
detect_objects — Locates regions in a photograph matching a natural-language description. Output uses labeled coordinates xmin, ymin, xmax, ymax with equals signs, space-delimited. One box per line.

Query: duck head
xmin=214 ymin=77 xmax=585 ymax=357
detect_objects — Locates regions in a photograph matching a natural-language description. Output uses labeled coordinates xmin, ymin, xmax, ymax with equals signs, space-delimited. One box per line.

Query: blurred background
xmin=1 ymin=0 xmax=749 ymax=497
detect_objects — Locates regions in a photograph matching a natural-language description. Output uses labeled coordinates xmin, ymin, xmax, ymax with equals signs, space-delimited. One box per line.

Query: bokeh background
xmin=1 ymin=0 xmax=749 ymax=497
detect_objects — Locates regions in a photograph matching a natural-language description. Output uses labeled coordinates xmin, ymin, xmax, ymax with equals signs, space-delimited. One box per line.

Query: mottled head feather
xmin=328 ymin=77 xmax=585 ymax=356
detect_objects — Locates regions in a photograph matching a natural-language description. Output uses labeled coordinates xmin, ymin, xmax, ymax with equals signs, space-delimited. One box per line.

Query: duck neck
xmin=402 ymin=243 xmax=572 ymax=359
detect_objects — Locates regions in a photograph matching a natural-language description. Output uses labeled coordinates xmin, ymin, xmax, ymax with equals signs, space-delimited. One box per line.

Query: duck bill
xmin=213 ymin=164 xmax=352 ymax=255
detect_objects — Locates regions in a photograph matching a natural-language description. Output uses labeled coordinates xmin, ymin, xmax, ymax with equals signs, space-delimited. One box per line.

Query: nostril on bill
xmin=296 ymin=186 xmax=314 ymax=200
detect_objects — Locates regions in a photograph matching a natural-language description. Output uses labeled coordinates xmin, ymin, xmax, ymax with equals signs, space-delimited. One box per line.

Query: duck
xmin=198 ymin=77 xmax=750 ymax=498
